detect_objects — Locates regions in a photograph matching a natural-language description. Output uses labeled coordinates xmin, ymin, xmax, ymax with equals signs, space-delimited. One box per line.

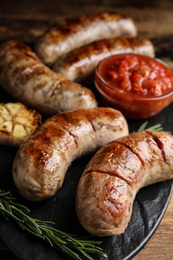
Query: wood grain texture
xmin=134 ymin=193 xmax=173 ymax=260
xmin=0 ymin=0 xmax=173 ymax=259
xmin=0 ymin=1 xmax=173 ymax=43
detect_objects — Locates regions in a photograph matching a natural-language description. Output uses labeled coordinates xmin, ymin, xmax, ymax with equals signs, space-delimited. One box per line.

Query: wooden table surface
xmin=0 ymin=1 xmax=173 ymax=259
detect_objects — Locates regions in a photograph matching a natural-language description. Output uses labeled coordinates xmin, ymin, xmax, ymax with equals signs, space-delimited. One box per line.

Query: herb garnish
xmin=136 ymin=120 xmax=171 ymax=133
xmin=0 ymin=189 xmax=106 ymax=260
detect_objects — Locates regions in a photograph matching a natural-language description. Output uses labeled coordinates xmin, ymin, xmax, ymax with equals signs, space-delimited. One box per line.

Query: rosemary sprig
xmin=136 ymin=120 xmax=171 ymax=134
xmin=0 ymin=189 xmax=107 ymax=260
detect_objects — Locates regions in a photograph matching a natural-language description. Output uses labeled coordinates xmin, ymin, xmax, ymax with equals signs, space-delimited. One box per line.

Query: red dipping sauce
xmin=95 ymin=54 xmax=173 ymax=119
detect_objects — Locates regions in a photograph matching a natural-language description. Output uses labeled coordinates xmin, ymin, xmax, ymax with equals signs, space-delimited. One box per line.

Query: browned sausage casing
xmin=0 ymin=41 xmax=97 ymax=116
xmin=53 ymin=37 xmax=155 ymax=83
xmin=12 ymin=107 xmax=128 ymax=201
xmin=76 ymin=130 xmax=173 ymax=237
xmin=34 ymin=12 xmax=137 ymax=67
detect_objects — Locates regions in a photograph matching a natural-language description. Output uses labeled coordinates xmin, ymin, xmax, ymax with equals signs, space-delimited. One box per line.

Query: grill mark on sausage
xmin=87 ymin=117 xmax=97 ymax=133
xmin=16 ymin=64 xmax=44 ymax=82
xmin=50 ymin=120 xmax=79 ymax=152
xmin=145 ymin=131 xmax=166 ymax=162
xmin=69 ymin=39 xmax=113 ymax=64
xmin=83 ymin=140 xmax=145 ymax=189
xmin=84 ymin=108 xmax=118 ymax=133
xmin=0 ymin=50 xmax=41 ymax=84
xmin=24 ymin=122 xmax=73 ymax=169
xmin=45 ymin=13 xmax=129 ymax=43
xmin=62 ymin=128 xmax=78 ymax=148
xmin=104 ymin=197 xmax=122 ymax=223
xmin=85 ymin=169 xmax=133 ymax=187
xmin=116 ymin=140 xmax=145 ymax=166
xmin=24 ymin=52 xmax=38 ymax=61
xmin=87 ymin=39 xmax=112 ymax=62
xmin=47 ymin=81 xmax=64 ymax=98
xmin=115 ymin=132 xmax=167 ymax=174
xmin=51 ymin=112 xmax=98 ymax=150
xmin=52 ymin=120 xmax=79 ymax=149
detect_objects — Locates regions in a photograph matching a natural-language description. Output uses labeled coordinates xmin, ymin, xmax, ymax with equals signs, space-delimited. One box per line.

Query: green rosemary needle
xmin=136 ymin=120 xmax=171 ymax=133
xmin=0 ymin=189 xmax=107 ymax=260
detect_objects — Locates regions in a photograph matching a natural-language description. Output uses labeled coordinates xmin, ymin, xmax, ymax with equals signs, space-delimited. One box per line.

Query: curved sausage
xmin=0 ymin=41 xmax=97 ymax=116
xmin=53 ymin=37 xmax=155 ymax=83
xmin=76 ymin=130 xmax=173 ymax=237
xmin=12 ymin=107 xmax=129 ymax=201
xmin=34 ymin=12 xmax=137 ymax=67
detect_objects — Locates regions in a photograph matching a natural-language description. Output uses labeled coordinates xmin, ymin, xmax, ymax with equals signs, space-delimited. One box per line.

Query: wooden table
xmin=0 ymin=1 xmax=173 ymax=259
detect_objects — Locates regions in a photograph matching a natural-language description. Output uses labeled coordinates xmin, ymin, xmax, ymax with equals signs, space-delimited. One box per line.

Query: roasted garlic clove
xmin=0 ymin=102 xmax=42 ymax=146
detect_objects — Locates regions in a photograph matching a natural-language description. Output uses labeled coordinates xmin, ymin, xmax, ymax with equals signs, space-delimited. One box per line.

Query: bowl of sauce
xmin=95 ymin=54 xmax=173 ymax=119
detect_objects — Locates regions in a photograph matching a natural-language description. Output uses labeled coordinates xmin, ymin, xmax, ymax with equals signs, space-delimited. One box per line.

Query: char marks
xmin=146 ymin=131 xmax=167 ymax=163
xmin=83 ymin=141 xmax=143 ymax=189
xmin=116 ymin=131 xmax=164 ymax=167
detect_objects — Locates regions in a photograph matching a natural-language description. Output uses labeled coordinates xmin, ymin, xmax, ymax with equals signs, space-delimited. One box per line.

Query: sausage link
xmin=12 ymin=107 xmax=128 ymax=201
xmin=34 ymin=12 xmax=137 ymax=67
xmin=0 ymin=41 xmax=97 ymax=116
xmin=53 ymin=37 xmax=155 ymax=83
xmin=76 ymin=130 xmax=173 ymax=236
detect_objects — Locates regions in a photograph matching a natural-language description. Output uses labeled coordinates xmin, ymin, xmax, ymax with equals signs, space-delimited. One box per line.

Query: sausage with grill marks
xmin=34 ymin=12 xmax=137 ymax=67
xmin=12 ymin=107 xmax=128 ymax=201
xmin=0 ymin=41 xmax=97 ymax=116
xmin=76 ymin=130 xmax=173 ymax=236
xmin=53 ymin=37 xmax=155 ymax=83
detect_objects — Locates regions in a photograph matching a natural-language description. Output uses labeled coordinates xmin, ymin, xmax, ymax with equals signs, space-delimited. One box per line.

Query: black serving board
xmin=0 ymin=79 xmax=173 ymax=260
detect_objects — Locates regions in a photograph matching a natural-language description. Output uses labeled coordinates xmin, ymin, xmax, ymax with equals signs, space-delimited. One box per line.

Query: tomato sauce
xmin=95 ymin=54 xmax=173 ymax=119
xmin=100 ymin=54 xmax=173 ymax=97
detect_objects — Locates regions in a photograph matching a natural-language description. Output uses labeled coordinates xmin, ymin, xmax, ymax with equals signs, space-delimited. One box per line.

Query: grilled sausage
xmin=76 ymin=130 xmax=173 ymax=237
xmin=12 ymin=107 xmax=129 ymax=201
xmin=34 ymin=12 xmax=137 ymax=67
xmin=53 ymin=37 xmax=155 ymax=83
xmin=0 ymin=41 xmax=97 ymax=116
